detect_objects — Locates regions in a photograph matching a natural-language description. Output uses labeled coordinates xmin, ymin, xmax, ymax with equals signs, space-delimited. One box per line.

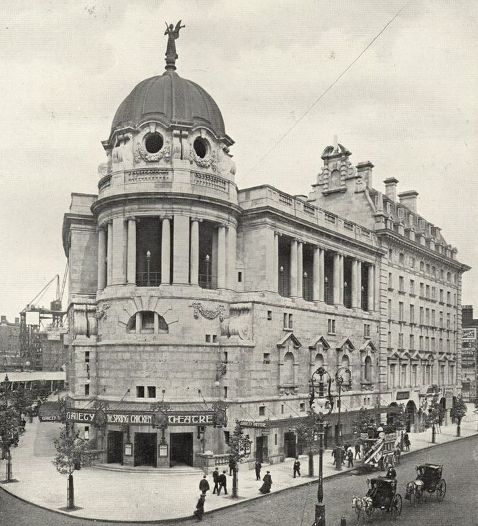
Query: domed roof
xmin=111 ymin=70 xmax=227 ymax=140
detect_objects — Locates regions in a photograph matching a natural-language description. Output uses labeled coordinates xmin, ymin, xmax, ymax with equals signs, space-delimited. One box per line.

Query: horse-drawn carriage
xmin=405 ymin=463 xmax=446 ymax=505
xmin=353 ymin=477 xmax=402 ymax=523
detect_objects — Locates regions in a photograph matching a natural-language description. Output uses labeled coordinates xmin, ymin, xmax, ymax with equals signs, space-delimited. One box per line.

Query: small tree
xmin=228 ymin=421 xmax=252 ymax=498
xmin=296 ymin=415 xmax=317 ymax=476
xmin=52 ymin=425 xmax=93 ymax=510
xmin=0 ymin=379 xmax=20 ymax=482
xmin=425 ymin=395 xmax=442 ymax=443
xmin=450 ymin=396 xmax=467 ymax=437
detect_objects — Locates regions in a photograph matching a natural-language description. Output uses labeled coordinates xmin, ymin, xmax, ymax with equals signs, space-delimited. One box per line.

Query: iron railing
xmin=136 ymin=272 xmax=162 ymax=287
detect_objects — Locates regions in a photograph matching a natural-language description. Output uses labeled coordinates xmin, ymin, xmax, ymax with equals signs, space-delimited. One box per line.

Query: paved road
xmin=2 ymin=434 xmax=478 ymax=526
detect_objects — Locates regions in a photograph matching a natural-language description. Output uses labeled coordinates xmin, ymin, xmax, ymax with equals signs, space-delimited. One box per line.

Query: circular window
xmin=193 ymin=137 xmax=208 ymax=159
xmin=144 ymin=133 xmax=164 ymax=154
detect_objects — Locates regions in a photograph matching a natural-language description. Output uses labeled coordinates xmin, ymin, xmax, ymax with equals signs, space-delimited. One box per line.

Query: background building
xmin=62 ymin=35 xmax=469 ymax=470
xmin=0 ymin=315 xmax=22 ymax=370
xmin=462 ymin=305 xmax=477 ymax=402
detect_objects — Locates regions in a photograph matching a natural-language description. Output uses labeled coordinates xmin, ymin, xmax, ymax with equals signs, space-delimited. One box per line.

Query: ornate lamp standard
xmin=146 ymin=250 xmax=151 ymax=286
xmin=205 ymin=254 xmax=210 ymax=288
xmin=309 ymin=366 xmax=334 ymax=526
xmin=333 ymin=366 xmax=351 ymax=471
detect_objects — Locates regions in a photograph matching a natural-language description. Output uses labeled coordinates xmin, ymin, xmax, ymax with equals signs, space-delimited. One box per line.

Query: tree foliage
xmin=228 ymin=421 xmax=252 ymax=465
xmin=450 ymin=396 xmax=467 ymax=424
xmin=52 ymin=426 xmax=93 ymax=476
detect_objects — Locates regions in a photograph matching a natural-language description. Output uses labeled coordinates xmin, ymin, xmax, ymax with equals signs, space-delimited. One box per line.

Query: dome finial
xmin=164 ymin=20 xmax=185 ymax=71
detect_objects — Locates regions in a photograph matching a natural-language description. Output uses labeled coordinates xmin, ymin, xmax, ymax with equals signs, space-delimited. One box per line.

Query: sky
xmin=0 ymin=0 xmax=477 ymax=320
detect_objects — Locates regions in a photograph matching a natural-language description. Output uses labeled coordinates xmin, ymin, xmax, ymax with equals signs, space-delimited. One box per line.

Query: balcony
xmin=199 ymin=273 xmax=218 ymax=290
xmin=136 ymin=271 xmax=162 ymax=287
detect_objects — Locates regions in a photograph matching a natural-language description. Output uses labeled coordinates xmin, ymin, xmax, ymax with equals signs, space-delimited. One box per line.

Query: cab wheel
xmin=436 ymin=479 xmax=446 ymax=502
xmin=390 ymin=494 xmax=402 ymax=520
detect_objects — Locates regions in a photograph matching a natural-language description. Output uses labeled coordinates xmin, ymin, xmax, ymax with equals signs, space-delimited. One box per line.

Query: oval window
xmin=193 ymin=137 xmax=208 ymax=159
xmin=144 ymin=133 xmax=164 ymax=154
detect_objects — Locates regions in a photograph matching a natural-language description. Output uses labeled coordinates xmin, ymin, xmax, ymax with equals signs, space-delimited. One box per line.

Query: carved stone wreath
xmin=134 ymin=142 xmax=172 ymax=163
xmin=189 ymin=148 xmax=217 ymax=172
xmin=192 ymin=302 xmax=225 ymax=321
xmin=95 ymin=302 xmax=111 ymax=320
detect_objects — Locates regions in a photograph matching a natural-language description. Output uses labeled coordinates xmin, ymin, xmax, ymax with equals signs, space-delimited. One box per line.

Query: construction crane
xmin=19 ymin=263 xmax=69 ymax=371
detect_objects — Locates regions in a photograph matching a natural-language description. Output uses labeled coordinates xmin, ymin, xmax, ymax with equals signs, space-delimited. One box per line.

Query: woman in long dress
xmin=259 ymin=471 xmax=272 ymax=494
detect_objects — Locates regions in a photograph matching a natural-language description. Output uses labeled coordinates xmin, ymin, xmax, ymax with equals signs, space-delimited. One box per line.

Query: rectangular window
xmin=389 ymin=364 xmax=396 ymax=388
xmin=212 ymin=335 xmax=218 ymax=343
xmin=387 ymin=331 xmax=392 ymax=349
xmin=281 ymin=404 xmax=284 ymax=414
xmin=431 ymin=286 xmax=436 ymax=299
xmin=410 ymin=279 xmax=415 ymax=294
xmin=431 ymin=337 xmax=435 ymax=351
xmin=328 ymin=319 xmax=336 ymax=334
xmin=426 ymin=263 xmax=430 ymax=274
xmin=426 ymin=285 xmax=430 ymax=298
xmin=419 ymin=336 xmax=424 ymax=351
xmin=259 ymin=406 xmax=265 ymax=416
xmin=409 ymin=334 xmax=414 ymax=350
xmin=446 ymin=313 xmax=450 ymax=329
xmin=447 ymin=339 xmax=451 ymax=352
xmin=401 ymin=364 xmax=407 ymax=387
xmin=447 ymin=291 xmax=451 ymax=304
xmin=224 ymin=386 xmax=228 ymax=399
xmin=224 ymin=431 xmax=230 ymax=445
xmin=420 ymin=283 xmax=424 ymax=297
xmin=439 ymin=338 xmax=443 ymax=352
xmin=425 ymin=337 xmax=430 ymax=351
xmin=267 ymin=310 xmax=272 ymax=320
xmin=399 ymin=253 xmax=405 ymax=265
xmin=364 ymin=324 xmax=370 ymax=337
xmin=388 ymin=299 xmax=392 ymax=319
xmin=388 ymin=272 xmax=393 ymax=289
xmin=426 ymin=308 xmax=430 ymax=325
xmin=136 ymin=386 xmax=145 ymax=398
xmin=283 ymin=313 xmax=288 ymax=328
xmin=432 ymin=310 xmax=436 ymax=325
xmin=299 ymin=402 xmax=305 ymax=412
xmin=84 ymin=384 xmax=90 ymax=396
xmin=410 ymin=304 xmax=415 ymax=323
xmin=440 ymin=289 xmax=444 ymax=302
xmin=398 ymin=332 xmax=404 ymax=349
xmin=399 ymin=276 xmax=404 ymax=292
xmin=410 ymin=256 xmax=415 ymax=268
xmin=275 ymin=434 xmax=278 ymax=446
xmin=399 ymin=302 xmax=404 ymax=322
xmin=263 ymin=353 xmax=271 ymax=364
xmin=205 ymin=334 xmax=211 ymax=343
xmin=288 ymin=314 xmax=293 ymax=328
xmin=237 ymin=271 xmax=242 ymax=282
xmin=85 ymin=351 xmax=90 ymax=363
xmin=420 ymin=307 xmax=424 ymax=324
xmin=420 ymin=261 xmax=424 ymax=272
xmin=223 ymin=351 xmax=228 ymax=363
xmin=412 ymin=365 xmax=418 ymax=386
xmin=147 ymin=386 xmax=156 ymax=398
xmin=431 ymin=266 xmax=436 ymax=277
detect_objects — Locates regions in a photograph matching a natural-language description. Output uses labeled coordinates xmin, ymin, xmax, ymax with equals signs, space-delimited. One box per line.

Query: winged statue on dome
xmin=164 ymin=20 xmax=185 ymax=69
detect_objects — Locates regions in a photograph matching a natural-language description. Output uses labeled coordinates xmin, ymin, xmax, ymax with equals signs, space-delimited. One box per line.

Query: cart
xmin=405 ymin=463 xmax=446 ymax=505
xmin=352 ymin=477 xmax=402 ymax=523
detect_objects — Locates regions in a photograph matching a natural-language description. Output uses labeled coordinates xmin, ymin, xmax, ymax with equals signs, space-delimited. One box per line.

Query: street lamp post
xmin=146 ymin=250 xmax=151 ymax=286
xmin=333 ymin=367 xmax=351 ymax=471
xmin=309 ymin=366 xmax=334 ymax=526
xmin=205 ymin=254 xmax=210 ymax=288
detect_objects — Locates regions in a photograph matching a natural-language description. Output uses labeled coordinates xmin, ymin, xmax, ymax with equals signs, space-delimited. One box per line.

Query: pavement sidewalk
xmin=1 ymin=409 xmax=477 ymax=522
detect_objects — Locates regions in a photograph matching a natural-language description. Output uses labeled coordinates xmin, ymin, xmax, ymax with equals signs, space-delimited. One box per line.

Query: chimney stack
xmin=398 ymin=190 xmax=419 ymax=213
xmin=384 ymin=177 xmax=398 ymax=202
xmin=357 ymin=161 xmax=374 ymax=188
xmin=1 ymin=315 xmax=6 ymax=324
xmin=15 ymin=317 xmax=19 ymax=325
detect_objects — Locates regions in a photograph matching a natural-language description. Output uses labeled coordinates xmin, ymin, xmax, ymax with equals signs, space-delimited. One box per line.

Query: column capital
xmin=161 ymin=215 xmax=173 ymax=221
xmin=190 ymin=217 xmax=203 ymax=223
xmin=125 ymin=216 xmax=136 ymax=222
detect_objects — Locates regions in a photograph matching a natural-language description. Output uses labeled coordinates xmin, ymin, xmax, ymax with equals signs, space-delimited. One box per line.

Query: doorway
xmin=107 ymin=431 xmax=123 ymax=464
xmin=284 ymin=432 xmax=297 ymax=458
xmin=255 ymin=435 xmax=269 ymax=463
xmin=170 ymin=433 xmax=193 ymax=467
xmin=134 ymin=432 xmax=157 ymax=467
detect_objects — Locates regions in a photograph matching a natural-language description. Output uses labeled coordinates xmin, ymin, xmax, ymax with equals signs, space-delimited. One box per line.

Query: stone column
xmin=106 ymin=222 xmax=113 ymax=286
xmin=339 ymin=254 xmax=344 ymax=305
xmin=190 ymin=219 xmax=200 ymax=285
xmin=97 ymin=227 xmax=106 ymax=290
xmin=217 ymin=224 xmax=226 ymax=288
xmin=368 ymin=264 xmax=375 ymax=311
xmin=333 ymin=253 xmax=341 ymax=305
xmin=161 ymin=217 xmax=171 ymax=285
xmin=112 ymin=217 xmax=126 ymax=285
xmin=312 ymin=246 xmax=320 ymax=301
xmin=126 ymin=218 xmax=136 ymax=284
xmin=227 ymin=225 xmax=237 ymax=290
xmin=297 ymin=241 xmax=303 ymax=298
xmin=173 ymin=215 xmax=190 ymax=284
xmin=351 ymin=260 xmax=358 ymax=308
xmin=356 ymin=260 xmax=362 ymax=310
xmin=319 ymin=248 xmax=325 ymax=302
xmin=135 ymin=312 xmax=142 ymax=334
xmin=290 ymin=239 xmax=298 ymax=297
xmin=273 ymin=232 xmax=279 ymax=293
xmin=154 ymin=312 xmax=159 ymax=334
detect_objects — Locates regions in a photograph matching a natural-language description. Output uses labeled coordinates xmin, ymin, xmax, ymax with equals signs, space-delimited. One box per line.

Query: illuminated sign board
xmin=463 ymin=328 xmax=477 ymax=341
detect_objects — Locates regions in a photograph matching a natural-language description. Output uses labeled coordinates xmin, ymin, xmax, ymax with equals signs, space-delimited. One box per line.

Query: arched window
xmin=283 ymin=352 xmax=295 ymax=385
xmin=341 ymin=354 xmax=350 ymax=368
xmin=364 ymin=356 xmax=372 ymax=382
xmin=315 ymin=353 xmax=324 ymax=368
xmin=126 ymin=311 xmax=168 ymax=334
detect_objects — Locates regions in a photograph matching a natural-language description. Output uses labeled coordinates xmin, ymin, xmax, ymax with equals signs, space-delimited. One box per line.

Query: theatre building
xmin=62 ymin=34 xmax=468 ymax=469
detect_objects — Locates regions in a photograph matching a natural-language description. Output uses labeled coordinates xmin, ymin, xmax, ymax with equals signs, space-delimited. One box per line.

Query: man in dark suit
xmin=217 ymin=470 xmax=228 ymax=495
xmin=293 ymin=457 xmax=301 ymax=478
xmin=199 ymin=475 xmax=210 ymax=494
xmin=212 ymin=467 xmax=219 ymax=494
xmin=255 ymin=460 xmax=262 ymax=481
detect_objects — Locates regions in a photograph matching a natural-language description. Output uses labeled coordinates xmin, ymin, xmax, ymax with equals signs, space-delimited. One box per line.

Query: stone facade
xmin=62 ymin=60 xmax=469 ymax=470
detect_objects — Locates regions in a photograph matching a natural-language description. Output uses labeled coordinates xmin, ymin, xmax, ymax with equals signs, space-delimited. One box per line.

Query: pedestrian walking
xmin=255 ymin=460 xmax=262 ymax=481
xmin=228 ymin=457 xmax=235 ymax=476
xmin=404 ymin=433 xmax=411 ymax=451
xmin=193 ymin=493 xmax=206 ymax=521
xmin=293 ymin=457 xmax=301 ymax=478
xmin=212 ymin=467 xmax=219 ymax=494
xmin=394 ymin=445 xmax=401 ymax=465
xmin=347 ymin=448 xmax=354 ymax=467
xmin=259 ymin=471 xmax=272 ymax=494
xmin=199 ymin=475 xmax=210 ymax=494
xmin=217 ymin=470 xmax=228 ymax=495
xmin=354 ymin=441 xmax=361 ymax=459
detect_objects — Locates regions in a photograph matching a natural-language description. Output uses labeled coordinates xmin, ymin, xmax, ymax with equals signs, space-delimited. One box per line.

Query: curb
xmin=1 ymin=431 xmax=477 ymax=524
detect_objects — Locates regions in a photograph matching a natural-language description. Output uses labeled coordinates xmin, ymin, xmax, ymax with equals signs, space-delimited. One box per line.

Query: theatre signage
xmin=66 ymin=409 xmax=216 ymax=426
